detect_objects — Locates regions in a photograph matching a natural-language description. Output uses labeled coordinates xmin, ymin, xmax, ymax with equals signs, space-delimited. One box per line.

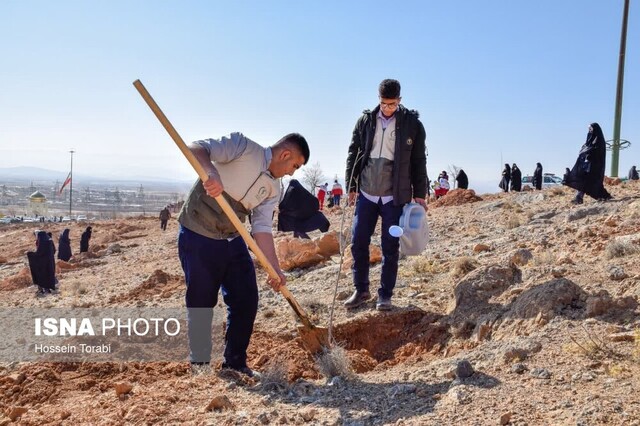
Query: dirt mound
xmin=507 ymin=278 xmax=586 ymax=319
xmin=109 ymin=269 xmax=184 ymax=303
xmin=0 ymin=267 xmax=32 ymax=291
xmin=431 ymin=189 xmax=482 ymax=207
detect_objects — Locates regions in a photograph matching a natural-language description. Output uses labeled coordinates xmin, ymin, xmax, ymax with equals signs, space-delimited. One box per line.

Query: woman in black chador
xmin=58 ymin=228 xmax=72 ymax=261
xmin=277 ymin=179 xmax=330 ymax=239
xmin=499 ymin=164 xmax=511 ymax=192
xmin=80 ymin=226 xmax=92 ymax=253
xmin=456 ymin=169 xmax=469 ymax=189
xmin=563 ymin=123 xmax=612 ymax=204
xmin=532 ymin=163 xmax=543 ymax=190
xmin=510 ymin=164 xmax=522 ymax=192
xmin=27 ymin=231 xmax=57 ymax=294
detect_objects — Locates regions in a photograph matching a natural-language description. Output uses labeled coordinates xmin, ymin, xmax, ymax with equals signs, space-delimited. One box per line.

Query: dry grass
xmin=260 ymin=359 xmax=290 ymax=391
xmin=604 ymin=240 xmax=639 ymax=259
xmin=410 ymin=257 xmax=444 ymax=275
xmin=549 ymin=187 xmax=565 ymax=196
xmin=505 ymin=215 xmax=521 ymax=229
xmin=634 ymin=329 xmax=640 ymax=362
xmin=567 ymin=325 xmax=622 ymax=361
xmin=450 ymin=256 xmax=479 ymax=280
xmin=316 ymin=345 xmax=354 ymax=379
xmin=533 ymin=251 xmax=556 ymax=266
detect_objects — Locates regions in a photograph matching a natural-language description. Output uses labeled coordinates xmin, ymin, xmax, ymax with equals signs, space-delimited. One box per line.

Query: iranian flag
xmin=59 ymin=172 xmax=72 ymax=195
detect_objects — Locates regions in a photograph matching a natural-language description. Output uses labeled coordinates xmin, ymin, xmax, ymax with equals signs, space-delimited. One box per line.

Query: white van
xmin=521 ymin=173 xmax=562 ymax=190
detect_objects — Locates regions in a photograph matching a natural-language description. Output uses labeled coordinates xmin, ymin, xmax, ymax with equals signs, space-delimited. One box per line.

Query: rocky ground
xmin=0 ymin=180 xmax=639 ymax=425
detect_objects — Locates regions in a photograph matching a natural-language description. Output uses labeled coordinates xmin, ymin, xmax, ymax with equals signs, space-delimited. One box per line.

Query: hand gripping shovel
xmin=133 ymin=80 xmax=330 ymax=354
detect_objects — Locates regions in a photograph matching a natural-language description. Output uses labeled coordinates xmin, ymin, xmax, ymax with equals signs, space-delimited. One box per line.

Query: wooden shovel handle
xmin=133 ymin=79 xmax=314 ymax=328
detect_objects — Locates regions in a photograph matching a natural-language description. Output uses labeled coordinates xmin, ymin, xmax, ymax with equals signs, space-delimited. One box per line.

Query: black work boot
xmin=343 ymin=290 xmax=371 ymax=309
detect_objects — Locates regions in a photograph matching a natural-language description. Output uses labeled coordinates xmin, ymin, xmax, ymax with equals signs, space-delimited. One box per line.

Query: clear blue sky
xmin=1 ymin=1 xmax=638 ymax=194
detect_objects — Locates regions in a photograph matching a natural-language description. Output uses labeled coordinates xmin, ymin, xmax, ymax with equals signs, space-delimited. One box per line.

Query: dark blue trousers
xmin=178 ymin=225 xmax=258 ymax=367
xmin=351 ymin=194 xmax=404 ymax=298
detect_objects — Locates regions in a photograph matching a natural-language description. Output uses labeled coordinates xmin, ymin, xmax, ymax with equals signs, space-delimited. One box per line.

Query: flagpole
xmin=69 ymin=150 xmax=75 ymax=217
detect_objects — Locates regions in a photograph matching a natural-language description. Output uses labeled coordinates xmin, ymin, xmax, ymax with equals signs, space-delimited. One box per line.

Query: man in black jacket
xmin=344 ymin=79 xmax=427 ymax=311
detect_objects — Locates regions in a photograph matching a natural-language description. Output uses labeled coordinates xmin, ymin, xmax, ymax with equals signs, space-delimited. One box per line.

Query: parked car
xmin=76 ymin=215 xmax=88 ymax=221
xmin=521 ymin=173 xmax=563 ymax=190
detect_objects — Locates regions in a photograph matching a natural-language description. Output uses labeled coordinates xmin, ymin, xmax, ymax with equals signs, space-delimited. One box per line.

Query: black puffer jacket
xmin=345 ymin=105 xmax=427 ymax=206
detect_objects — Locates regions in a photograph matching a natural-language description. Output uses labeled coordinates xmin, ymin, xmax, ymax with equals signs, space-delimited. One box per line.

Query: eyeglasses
xmin=380 ymin=101 xmax=399 ymax=110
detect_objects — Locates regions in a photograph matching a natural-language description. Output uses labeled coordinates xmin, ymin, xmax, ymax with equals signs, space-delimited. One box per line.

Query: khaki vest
xmin=178 ymin=140 xmax=279 ymax=239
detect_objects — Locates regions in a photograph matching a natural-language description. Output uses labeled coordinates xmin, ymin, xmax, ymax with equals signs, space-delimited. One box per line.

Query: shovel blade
xmin=297 ymin=325 xmax=330 ymax=354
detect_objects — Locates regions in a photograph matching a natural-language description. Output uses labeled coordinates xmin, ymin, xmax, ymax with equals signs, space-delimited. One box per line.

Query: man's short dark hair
xmin=275 ymin=133 xmax=310 ymax=165
xmin=379 ymin=79 xmax=401 ymax=99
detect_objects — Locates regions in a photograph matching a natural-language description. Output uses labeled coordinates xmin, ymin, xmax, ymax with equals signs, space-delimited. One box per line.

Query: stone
xmin=529 ymin=368 xmax=551 ymax=379
xmin=114 ymin=382 xmax=133 ymax=396
xmin=609 ymin=332 xmax=635 ymax=342
xmin=316 ymin=232 xmax=340 ymax=258
xmin=607 ymin=265 xmax=628 ymax=281
xmin=511 ymin=363 xmax=528 ymax=374
xmin=7 ymin=407 xmax=28 ymax=421
xmin=299 ymin=408 xmax=317 ymax=422
xmin=500 ymin=412 xmax=512 ymax=425
xmin=6 ymin=372 xmax=26 ymax=385
xmin=455 ymin=359 xmax=474 ymax=378
xmin=206 ymin=395 xmax=234 ymax=411
xmin=473 ymin=244 xmax=491 ymax=253
xmin=509 ymin=249 xmax=533 ymax=266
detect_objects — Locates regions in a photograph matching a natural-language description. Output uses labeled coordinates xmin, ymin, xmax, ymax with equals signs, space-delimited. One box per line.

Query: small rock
xmin=114 ymin=382 xmax=133 ymax=396
xmin=551 ymin=267 xmax=566 ymax=278
xmin=299 ymin=408 xmax=317 ymax=422
xmin=509 ymin=249 xmax=533 ymax=266
xmin=607 ymin=265 xmax=628 ymax=281
xmin=6 ymin=373 xmax=26 ymax=385
xmin=455 ymin=359 xmax=474 ymax=379
xmin=257 ymin=412 xmax=270 ymax=425
xmin=7 ymin=407 xmax=28 ymax=421
xmin=603 ymin=215 xmax=618 ymax=227
xmin=60 ymin=410 xmax=71 ymax=420
xmin=473 ymin=244 xmax=491 ymax=253
xmin=336 ymin=290 xmax=350 ymax=301
xmin=206 ymin=395 xmax=234 ymax=411
xmin=500 ymin=411 xmax=512 ymax=425
xmin=529 ymin=368 xmax=551 ymax=379
xmin=511 ymin=363 xmax=528 ymax=374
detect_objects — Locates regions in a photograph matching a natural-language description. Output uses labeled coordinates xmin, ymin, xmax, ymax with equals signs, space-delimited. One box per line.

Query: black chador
xmin=27 ymin=231 xmax=56 ymax=292
xmin=58 ymin=228 xmax=72 ymax=261
xmin=456 ymin=169 xmax=469 ymax=189
xmin=532 ymin=163 xmax=543 ymax=190
xmin=277 ymin=179 xmax=329 ymax=239
xmin=499 ymin=164 xmax=511 ymax=192
xmin=510 ymin=164 xmax=522 ymax=192
xmin=80 ymin=226 xmax=92 ymax=253
xmin=563 ymin=123 xmax=612 ymax=200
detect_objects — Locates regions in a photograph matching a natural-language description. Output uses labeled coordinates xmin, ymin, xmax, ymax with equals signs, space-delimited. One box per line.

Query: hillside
xmin=0 ymin=181 xmax=639 ymax=425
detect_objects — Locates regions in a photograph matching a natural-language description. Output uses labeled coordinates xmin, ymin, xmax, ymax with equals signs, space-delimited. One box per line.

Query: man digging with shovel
xmin=178 ymin=132 xmax=310 ymax=377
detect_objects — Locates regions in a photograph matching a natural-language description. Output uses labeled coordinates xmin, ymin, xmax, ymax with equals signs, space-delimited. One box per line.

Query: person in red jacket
xmin=316 ymin=183 xmax=328 ymax=210
xmin=331 ymin=180 xmax=343 ymax=207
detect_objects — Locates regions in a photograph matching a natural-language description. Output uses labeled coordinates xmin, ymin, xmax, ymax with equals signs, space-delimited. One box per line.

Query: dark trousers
xmin=333 ymin=195 xmax=341 ymax=206
xmin=178 ymin=225 xmax=258 ymax=367
xmin=160 ymin=220 xmax=168 ymax=231
xmin=351 ymin=194 xmax=403 ymax=298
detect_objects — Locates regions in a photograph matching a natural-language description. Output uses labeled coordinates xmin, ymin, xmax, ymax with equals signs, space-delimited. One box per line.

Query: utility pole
xmin=69 ymin=149 xmax=75 ymax=216
xmin=611 ymin=0 xmax=630 ymax=177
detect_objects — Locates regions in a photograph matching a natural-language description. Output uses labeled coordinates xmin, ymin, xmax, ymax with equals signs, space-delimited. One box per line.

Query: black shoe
xmin=343 ymin=290 xmax=371 ymax=309
xmin=221 ymin=363 xmax=261 ymax=380
xmin=376 ymin=295 xmax=393 ymax=311
xmin=571 ymin=198 xmax=583 ymax=205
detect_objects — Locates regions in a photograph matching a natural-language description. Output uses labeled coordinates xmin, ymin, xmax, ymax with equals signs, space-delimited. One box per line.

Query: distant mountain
xmin=0 ymin=167 xmax=193 ymax=191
